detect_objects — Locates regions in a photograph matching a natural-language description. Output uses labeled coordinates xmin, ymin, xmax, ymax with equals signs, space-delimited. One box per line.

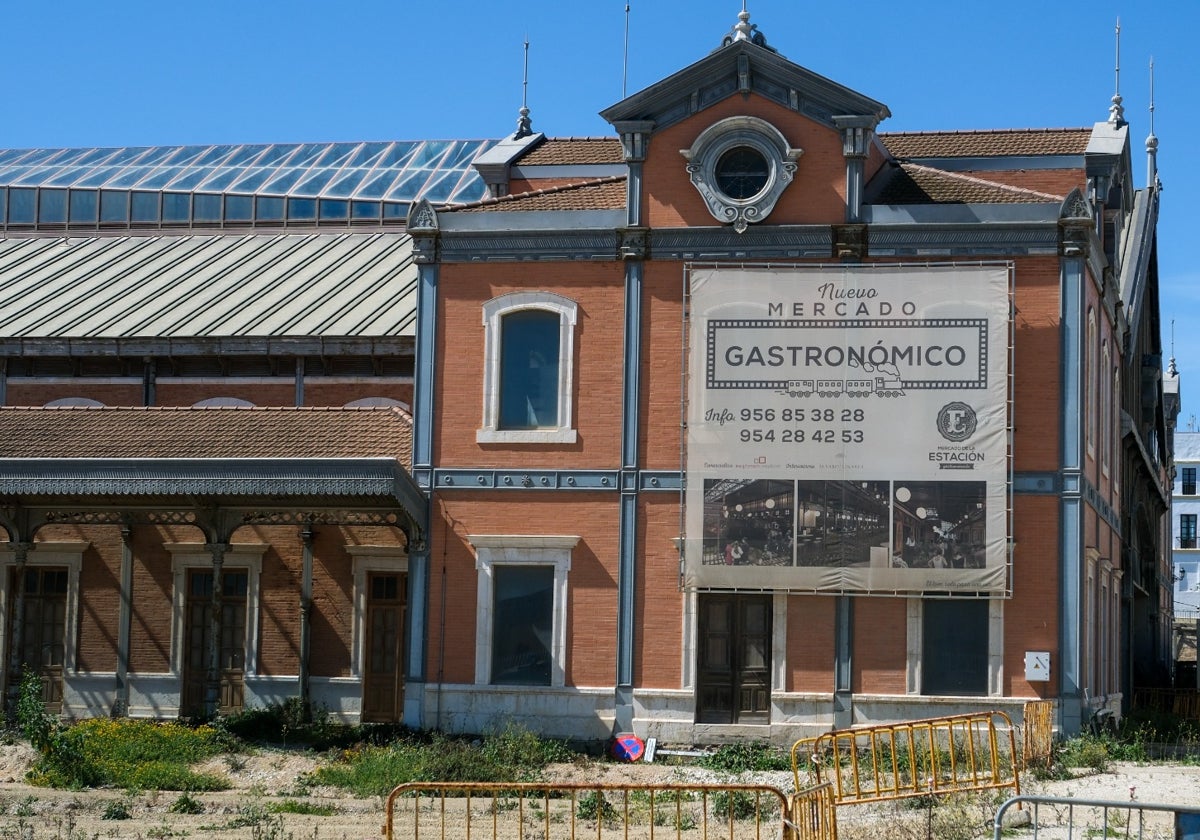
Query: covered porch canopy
xmin=0 ymin=405 xmax=426 ymax=715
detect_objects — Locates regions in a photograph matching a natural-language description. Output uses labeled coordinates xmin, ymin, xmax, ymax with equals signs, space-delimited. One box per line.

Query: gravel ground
xmin=0 ymin=745 xmax=1195 ymax=840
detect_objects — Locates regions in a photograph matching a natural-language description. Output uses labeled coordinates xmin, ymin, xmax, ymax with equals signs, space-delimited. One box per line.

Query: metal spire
xmin=720 ymin=2 xmax=774 ymax=51
xmin=1146 ymin=56 xmax=1160 ymax=190
xmin=514 ymin=38 xmax=533 ymax=139
xmin=1109 ymin=19 xmax=1126 ymax=126
xmin=622 ymin=3 xmax=630 ymax=99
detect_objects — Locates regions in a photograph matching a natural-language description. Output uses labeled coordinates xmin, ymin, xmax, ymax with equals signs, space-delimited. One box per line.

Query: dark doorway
xmin=362 ymin=572 xmax=406 ymax=722
xmin=9 ymin=566 xmax=68 ymax=712
xmin=182 ymin=569 xmax=247 ymax=715
xmin=696 ymin=594 xmax=771 ymax=724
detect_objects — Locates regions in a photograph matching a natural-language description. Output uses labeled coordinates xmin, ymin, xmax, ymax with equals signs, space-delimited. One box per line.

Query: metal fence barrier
xmin=993 ymin=794 xmax=1200 ymax=840
xmin=790 ymin=710 xmax=1021 ymax=807
xmin=383 ymin=781 xmax=805 ymax=840
xmin=1021 ymin=699 xmax=1056 ymax=771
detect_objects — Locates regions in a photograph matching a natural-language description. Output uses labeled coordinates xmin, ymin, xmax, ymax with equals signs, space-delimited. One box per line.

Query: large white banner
xmin=684 ymin=265 xmax=1010 ymax=593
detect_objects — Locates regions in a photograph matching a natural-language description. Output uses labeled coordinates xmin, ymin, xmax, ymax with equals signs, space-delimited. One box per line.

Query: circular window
xmin=714 ymin=146 xmax=770 ymax=200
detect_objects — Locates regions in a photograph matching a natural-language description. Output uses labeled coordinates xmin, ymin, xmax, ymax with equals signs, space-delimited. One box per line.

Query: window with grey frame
xmin=491 ymin=565 xmax=554 ymax=685
xmin=1183 ymin=467 xmax=1197 ymax=496
xmin=499 ymin=309 xmax=561 ymax=429
xmin=1182 ymin=514 xmax=1197 ymax=550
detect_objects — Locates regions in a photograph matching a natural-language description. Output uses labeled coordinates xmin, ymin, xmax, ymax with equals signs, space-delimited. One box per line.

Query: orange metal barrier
xmin=788 ymin=782 xmax=838 ymax=840
xmin=790 ymin=710 xmax=1021 ymax=807
xmin=383 ymin=781 xmax=801 ymax=840
xmin=1021 ymin=699 xmax=1055 ymax=770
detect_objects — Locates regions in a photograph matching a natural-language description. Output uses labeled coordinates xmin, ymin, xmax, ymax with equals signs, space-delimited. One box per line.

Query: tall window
xmin=1085 ymin=309 xmax=1096 ymax=457
xmin=1183 ymin=467 xmax=1197 ymax=496
xmin=1100 ymin=340 xmax=1110 ymax=476
xmin=479 ymin=292 xmax=578 ymax=443
xmin=499 ymin=310 xmax=561 ymax=429
xmin=1181 ymin=515 xmax=1197 ymax=549
xmin=469 ymin=535 xmax=577 ymax=687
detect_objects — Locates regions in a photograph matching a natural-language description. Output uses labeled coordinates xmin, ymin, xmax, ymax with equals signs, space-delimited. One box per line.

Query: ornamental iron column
xmin=298 ymin=526 xmax=314 ymax=716
xmin=5 ymin=541 xmax=31 ymax=714
xmin=205 ymin=542 xmax=228 ymax=718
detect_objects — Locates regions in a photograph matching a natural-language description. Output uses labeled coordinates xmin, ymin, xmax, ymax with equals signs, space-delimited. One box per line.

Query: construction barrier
xmin=993 ymin=794 xmax=1200 ymax=840
xmin=790 ymin=710 xmax=1021 ymax=807
xmin=383 ymin=781 xmax=803 ymax=840
xmin=788 ymin=782 xmax=838 ymax=840
xmin=1021 ymin=699 xmax=1055 ymax=770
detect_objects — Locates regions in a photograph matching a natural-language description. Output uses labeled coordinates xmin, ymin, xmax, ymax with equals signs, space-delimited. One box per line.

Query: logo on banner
xmin=937 ymin=402 xmax=977 ymax=442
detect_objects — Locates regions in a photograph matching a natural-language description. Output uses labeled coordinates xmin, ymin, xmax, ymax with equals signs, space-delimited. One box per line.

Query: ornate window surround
xmin=347 ymin=546 xmax=409 ymax=678
xmin=478 ymin=292 xmax=578 ymax=444
xmin=680 ymin=116 xmax=803 ymax=233
xmin=166 ymin=543 xmax=266 ymax=679
xmin=0 ymin=542 xmax=86 ymax=675
xmin=467 ymin=534 xmax=578 ymax=687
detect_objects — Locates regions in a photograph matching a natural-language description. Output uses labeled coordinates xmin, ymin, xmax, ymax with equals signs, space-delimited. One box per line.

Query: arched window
xmin=1100 ymin=339 xmax=1110 ymax=476
xmin=192 ymin=397 xmax=255 ymax=407
xmin=1085 ymin=308 xmax=1096 ymax=457
xmin=478 ymin=292 xmax=578 ymax=444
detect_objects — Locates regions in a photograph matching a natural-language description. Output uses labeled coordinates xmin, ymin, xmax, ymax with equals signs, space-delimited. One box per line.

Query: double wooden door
xmin=696 ymin=594 xmax=771 ymax=724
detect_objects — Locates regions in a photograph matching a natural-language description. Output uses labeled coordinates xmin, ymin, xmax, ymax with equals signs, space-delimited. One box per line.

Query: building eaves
xmin=0 ymin=406 xmax=413 ymax=461
xmin=880 ymin=128 xmax=1093 ymax=159
xmin=443 ymin=176 xmax=627 ymax=213
xmin=867 ymin=162 xmax=1067 ymax=205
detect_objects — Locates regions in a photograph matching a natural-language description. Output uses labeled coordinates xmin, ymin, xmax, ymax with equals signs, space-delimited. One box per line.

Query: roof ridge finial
xmin=1109 ymin=18 xmax=1126 ymax=126
xmin=1169 ymin=319 xmax=1177 ymax=376
xmin=1146 ymin=56 xmax=1160 ymax=189
xmin=514 ymin=38 xmax=533 ymax=139
xmin=720 ymin=2 xmax=774 ymax=51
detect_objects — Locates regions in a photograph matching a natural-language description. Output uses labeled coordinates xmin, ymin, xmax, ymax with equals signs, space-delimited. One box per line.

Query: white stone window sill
xmin=477 ymin=428 xmax=577 ymax=444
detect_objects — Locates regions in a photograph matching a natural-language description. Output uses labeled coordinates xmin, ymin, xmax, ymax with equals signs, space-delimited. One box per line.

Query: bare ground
xmin=0 ymin=744 xmax=1195 ymax=840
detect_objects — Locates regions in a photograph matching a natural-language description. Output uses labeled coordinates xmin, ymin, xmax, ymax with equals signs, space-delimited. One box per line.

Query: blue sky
xmin=4 ymin=1 xmax=1197 ymax=410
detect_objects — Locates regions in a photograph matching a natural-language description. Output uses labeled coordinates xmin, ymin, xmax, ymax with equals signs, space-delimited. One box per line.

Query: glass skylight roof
xmin=0 ymin=140 xmax=494 ymax=204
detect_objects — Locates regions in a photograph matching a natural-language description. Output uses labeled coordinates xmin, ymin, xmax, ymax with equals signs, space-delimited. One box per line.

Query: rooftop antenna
xmin=514 ymin=38 xmax=533 ymax=139
xmin=1169 ymin=319 xmax=1177 ymax=376
xmin=622 ymin=4 xmax=630 ymax=99
xmin=1146 ymin=56 xmax=1160 ymax=189
xmin=1109 ymin=18 xmax=1126 ymax=126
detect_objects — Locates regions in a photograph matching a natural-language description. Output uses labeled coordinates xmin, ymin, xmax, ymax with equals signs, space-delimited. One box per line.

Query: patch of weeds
xmin=223 ymin=753 xmax=248 ymax=772
xmin=310 ymin=723 xmax=579 ymax=796
xmin=168 ymin=792 xmax=204 ymax=815
xmin=576 ymin=791 xmax=617 ymax=824
xmin=711 ymin=790 xmax=774 ymax=822
xmin=12 ymin=797 xmax=36 ymax=818
xmin=101 ymin=798 xmax=132 ymax=820
xmin=146 ymin=822 xmax=188 ymax=839
xmin=1060 ymin=735 xmax=1112 ymax=773
xmin=698 ymin=741 xmax=791 ymax=773
xmin=269 ymin=800 xmax=336 ymax=817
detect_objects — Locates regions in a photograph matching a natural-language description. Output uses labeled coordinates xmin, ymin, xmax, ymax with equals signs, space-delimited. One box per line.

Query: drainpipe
xmin=298 ymin=526 xmax=314 ymax=715
xmin=116 ymin=525 xmax=134 ymax=716
xmin=205 ymin=542 xmax=228 ymax=717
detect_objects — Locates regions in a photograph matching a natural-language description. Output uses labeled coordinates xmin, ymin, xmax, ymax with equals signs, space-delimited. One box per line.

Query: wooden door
xmin=696 ymin=594 xmax=771 ymax=724
xmin=362 ymin=573 xmax=406 ymax=722
xmin=182 ymin=569 xmax=247 ymax=716
xmin=9 ymin=566 xmax=68 ymax=712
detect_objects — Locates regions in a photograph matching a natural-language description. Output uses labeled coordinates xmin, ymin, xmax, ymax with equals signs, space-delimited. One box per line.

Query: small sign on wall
xmin=1025 ymin=651 xmax=1050 ymax=682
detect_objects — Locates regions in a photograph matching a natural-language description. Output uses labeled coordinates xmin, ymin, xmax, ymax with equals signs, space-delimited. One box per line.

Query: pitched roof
xmin=0 ymin=232 xmax=416 ymax=338
xmin=869 ymin=162 xmax=1066 ymax=205
xmin=0 ymin=406 xmax=413 ymax=460
xmin=517 ymin=138 xmax=624 ymax=165
xmin=880 ymin=128 xmax=1093 ymax=159
xmin=447 ymin=176 xmax=627 ymax=213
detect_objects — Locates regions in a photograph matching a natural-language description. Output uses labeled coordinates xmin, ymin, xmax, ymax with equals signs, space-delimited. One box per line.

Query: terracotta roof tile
xmin=0 ymin=406 xmax=413 ymax=460
xmin=448 ymin=176 xmax=627 ymax=213
xmin=517 ymin=137 xmax=624 ymax=165
xmin=880 ymin=128 xmax=1093 ymax=159
xmin=869 ymin=163 xmax=1065 ymax=205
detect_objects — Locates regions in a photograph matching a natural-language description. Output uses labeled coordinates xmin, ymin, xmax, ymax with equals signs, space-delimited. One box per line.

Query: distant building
xmin=0 ymin=8 xmax=1176 ymax=738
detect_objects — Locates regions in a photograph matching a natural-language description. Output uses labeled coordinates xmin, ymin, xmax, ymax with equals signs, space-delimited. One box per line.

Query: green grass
xmin=697 ymin=741 xmax=791 ymax=773
xmin=309 ymin=725 xmax=573 ymax=797
xmin=269 ymin=799 xmax=337 ymax=816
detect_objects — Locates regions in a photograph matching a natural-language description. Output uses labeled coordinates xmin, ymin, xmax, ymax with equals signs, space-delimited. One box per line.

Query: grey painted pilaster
xmin=614 ymin=258 xmax=644 ymax=733
xmin=0 ymin=359 xmax=6 ymax=405
xmin=1059 ymin=253 xmax=1085 ymax=733
xmin=834 ymin=596 xmax=853 ymax=729
xmin=835 ymin=116 xmax=876 ymax=224
xmin=205 ymin=542 xmax=228 ymax=717
xmin=613 ymin=120 xmax=654 ymax=230
xmin=298 ymin=526 xmax=314 ymax=709
xmin=143 ymin=358 xmax=156 ymax=407
xmin=5 ymin=541 xmax=30 ymax=711
xmin=294 ymin=357 xmax=305 ymax=407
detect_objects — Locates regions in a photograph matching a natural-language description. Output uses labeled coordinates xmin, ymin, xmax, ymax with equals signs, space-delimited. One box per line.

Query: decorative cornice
xmin=652 ymin=225 xmax=831 ymax=259
xmin=438 ymin=230 xmax=620 ymax=262
xmin=867 ymin=224 xmax=1059 ymax=256
xmin=432 ymin=468 xmax=682 ymax=492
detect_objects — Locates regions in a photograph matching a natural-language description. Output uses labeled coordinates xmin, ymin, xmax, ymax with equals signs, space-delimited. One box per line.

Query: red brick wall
xmin=6 ymin=383 xmax=142 ymax=406
xmin=852 ymin=596 xmax=908 ymax=694
xmin=304 ymin=382 xmax=413 ymax=409
xmin=636 ymin=494 xmax=686 ymax=688
xmin=434 ymin=262 xmax=627 ymax=469
xmin=430 ymin=494 xmax=619 ymax=687
xmin=787 ymin=595 xmax=835 ymax=693
xmin=1010 ymin=257 xmax=1062 ymax=471
xmin=155 ymin=383 xmax=294 ymax=406
xmin=643 ymin=93 xmax=847 ymax=229
xmin=1005 ymin=495 xmax=1059 ymax=696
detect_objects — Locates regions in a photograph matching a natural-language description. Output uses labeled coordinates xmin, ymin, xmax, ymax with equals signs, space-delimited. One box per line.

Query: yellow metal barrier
xmin=788 ymin=782 xmax=838 ymax=840
xmin=790 ymin=711 xmax=1021 ymax=807
xmin=383 ymin=781 xmax=797 ymax=840
xmin=1021 ymin=699 xmax=1055 ymax=770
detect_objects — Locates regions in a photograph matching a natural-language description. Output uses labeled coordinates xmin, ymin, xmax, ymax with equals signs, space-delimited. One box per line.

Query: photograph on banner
xmin=683 ymin=264 xmax=1011 ymax=594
